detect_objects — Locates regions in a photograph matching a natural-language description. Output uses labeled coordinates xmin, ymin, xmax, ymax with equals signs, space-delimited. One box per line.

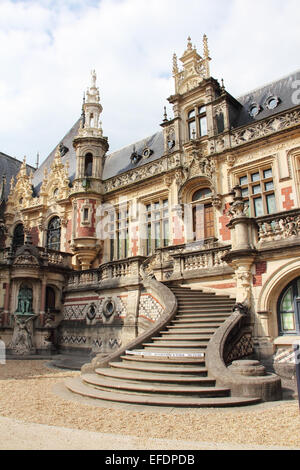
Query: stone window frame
xmin=186 ymin=104 xmax=207 ymax=141
xmin=232 ymin=157 xmax=277 ymax=218
xmin=139 ymin=193 xmax=170 ymax=256
xmin=80 ymin=200 xmax=93 ymax=227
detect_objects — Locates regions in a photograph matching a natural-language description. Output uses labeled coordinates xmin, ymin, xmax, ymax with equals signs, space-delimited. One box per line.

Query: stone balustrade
xmin=66 ymin=256 xmax=147 ymax=290
xmin=256 ymin=209 xmax=300 ymax=245
xmin=172 ymin=246 xmax=231 ymax=277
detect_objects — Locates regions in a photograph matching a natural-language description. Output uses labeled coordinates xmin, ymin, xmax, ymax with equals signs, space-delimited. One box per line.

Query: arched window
xmin=191 ymin=188 xmax=214 ymax=241
xmin=278 ymin=279 xmax=300 ymax=335
xmin=46 ymin=217 xmax=61 ymax=251
xmin=12 ymin=224 xmax=24 ymax=250
xmin=84 ymin=153 xmax=93 ymax=177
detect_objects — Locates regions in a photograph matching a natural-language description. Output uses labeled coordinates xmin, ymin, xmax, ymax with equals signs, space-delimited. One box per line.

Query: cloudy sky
xmin=1 ymin=0 xmax=300 ymax=167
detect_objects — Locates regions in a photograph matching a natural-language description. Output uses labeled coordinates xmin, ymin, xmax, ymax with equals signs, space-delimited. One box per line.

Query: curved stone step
xmin=94 ymin=368 xmax=215 ymax=385
xmin=153 ymin=335 xmax=212 ymax=342
xmin=110 ymin=361 xmax=208 ymax=375
xmin=163 ymin=328 xmax=217 ymax=334
xmin=82 ymin=373 xmax=229 ymax=397
xmin=143 ymin=342 xmax=209 ymax=349
xmin=120 ymin=355 xmax=206 ymax=365
xmin=66 ymin=378 xmax=261 ymax=408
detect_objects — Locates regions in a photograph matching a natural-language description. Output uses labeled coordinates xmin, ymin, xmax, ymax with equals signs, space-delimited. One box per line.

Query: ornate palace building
xmin=0 ymin=36 xmax=299 ymax=406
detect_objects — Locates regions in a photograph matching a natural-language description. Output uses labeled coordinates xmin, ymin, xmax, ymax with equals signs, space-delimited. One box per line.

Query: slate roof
xmin=233 ymin=69 xmax=300 ymax=128
xmin=26 ymin=68 xmax=300 ymax=194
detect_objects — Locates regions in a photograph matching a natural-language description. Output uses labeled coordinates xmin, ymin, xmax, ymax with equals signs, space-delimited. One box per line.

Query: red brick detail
xmin=65 ymin=219 xmax=72 ymax=253
xmin=173 ymin=215 xmax=185 ymax=246
xmin=77 ymin=199 xmax=96 ymax=237
xmin=219 ymin=203 xmax=231 ymax=242
xmin=253 ymin=262 xmax=267 ymax=287
xmin=30 ymin=226 xmax=39 ymax=246
xmin=131 ymin=226 xmax=139 ymax=257
xmin=281 ymin=187 xmax=295 ymax=211
xmin=207 ymin=283 xmax=236 ymax=290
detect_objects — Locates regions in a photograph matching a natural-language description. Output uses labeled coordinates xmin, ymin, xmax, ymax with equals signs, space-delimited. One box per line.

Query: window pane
xmin=281 ymin=287 xmax=294 ymax=312
xmin=252 ymin=185 xmax=261 ymax=195
xmin=240 ymin=176 xmax=248 ymax=186
xmin=263 ymin=169 xmax=273 ymax=179
xmin=281 ymin=313 xmax=296 ymax=331
xmin=147 ymin=225 xmax=151 ymax=255
xmin=189 ymin=120 xmax=196 ymax=139
xmin=265 ymin=181 xmax=274 ymax=191
xmin=188 ymin=110 xmax=195 ymax=119
xmin=242 ymin=188 xmax=249 ymax=197
xmin=199 ymin=116 xmax=207 ymax=136
xmin=154 ymin=222 xmax=160 ymax=249
xmin=266 ymin=194 xmax=276 ymax=214
xmin=251 ymin=172 xmax=260 ymax=182
xmin=163 ymin=219 xmax=169 ymax=247
xmin=254 ymin=197 xmax=263 ymax=216
xmin=198 ymin=106 xmax=206 ymax=114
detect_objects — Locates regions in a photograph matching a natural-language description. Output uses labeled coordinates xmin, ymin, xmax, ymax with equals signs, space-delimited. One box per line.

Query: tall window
xmin=238 ymin=168 xmax=276 ymax=217
xmin=144 ymin=199 xmax=169 ymax=255
xmin=46 ymin=286 xmax=56 ymax=313
xmin=84 ymin=153 xmax=93 ymax=177
xmin=12 ymin=224 xmax=24 ymax=250
xmin=46 ymin=217 xmax=61 ymax=251
xmin=278 ymin=279 xmax=300 ymax=335
xmin=191 ymin=188 xmax=214 ymax=241
xmin=116 ymin=207 xmax=129 ymax=260
xmin=187 ymin=106 xmax=207 ymax=140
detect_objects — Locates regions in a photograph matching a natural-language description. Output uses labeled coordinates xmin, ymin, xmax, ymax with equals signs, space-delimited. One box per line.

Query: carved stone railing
xmin=171 ymin=244 xmax=232 ymax=279
xmin=66 ymin=256 xmax=147 ymax=291
xmin=81 ymin=259 xmax=177 ymax=373
xmin=44 ymin=249 xmax=73 ymax=268
xmin=256 ymin=209 xmax=300 ymax=245
xmin=205 ymin=304 xmax=282 ymax=402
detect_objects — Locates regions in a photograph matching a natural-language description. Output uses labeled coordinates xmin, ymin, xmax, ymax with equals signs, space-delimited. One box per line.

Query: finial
xmin=192 ymin=128 xmax=196 ymax=140
xmin=163 ymin=106 xmax=168 ymax=122
xmin=91 ymin=69 xmax=97 ymax=88
xmin=203 ymin=34 xmax=210 ymax=58
xmin=36 ymin=152 xmax=39 ymax=169
xmin=187 ymin=36 xmax=193 ymax=50
xmin=221 ymin=78 xmax=226 ymax=95
xmin=172 ymin=53 xmax=178 ymax=75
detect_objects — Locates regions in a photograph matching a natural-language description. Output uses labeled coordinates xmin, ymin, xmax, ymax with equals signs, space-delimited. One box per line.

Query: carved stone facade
xmin=1 ymin=36 xmax=300 ymax=381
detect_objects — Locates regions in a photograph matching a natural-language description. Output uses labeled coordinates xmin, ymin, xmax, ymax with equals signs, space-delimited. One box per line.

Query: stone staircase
xmin=66 ymin=286 xmax=261 ymax=407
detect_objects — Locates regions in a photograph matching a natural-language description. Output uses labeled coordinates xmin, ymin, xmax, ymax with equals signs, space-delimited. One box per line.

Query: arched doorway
xmin=277 ymin=278 xmax=300 ymax=335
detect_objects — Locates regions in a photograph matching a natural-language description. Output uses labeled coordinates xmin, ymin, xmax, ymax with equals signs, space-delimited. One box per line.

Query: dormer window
xmin=187 ymin=106 xmax=207 ymax=140
xmin=266 ymin=96 xmax=280 ymax=110
xmin=249 ymin=103 xmax=261 ymax=118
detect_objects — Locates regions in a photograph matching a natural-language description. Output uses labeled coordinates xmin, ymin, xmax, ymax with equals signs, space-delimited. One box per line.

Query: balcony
xmin=256 ymin=209 xmax=300 ymax=247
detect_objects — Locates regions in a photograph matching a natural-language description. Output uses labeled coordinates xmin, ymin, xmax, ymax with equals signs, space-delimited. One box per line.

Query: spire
xmin=77 ymin=70 xmax=103 ymax=138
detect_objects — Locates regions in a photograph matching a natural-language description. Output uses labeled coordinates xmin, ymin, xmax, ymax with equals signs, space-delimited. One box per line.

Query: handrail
xmin=81 ymin=257 xmax=178 ymax=373
xmin=205 ymin=304 xmax=282 ymax=402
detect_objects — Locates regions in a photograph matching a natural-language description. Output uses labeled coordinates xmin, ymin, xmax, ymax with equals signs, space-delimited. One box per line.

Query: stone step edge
xmin=94 ymin=368 xmax=214 ymax=384
xmin=65 ymin=378 xmax=261 ymax=408
xmin=82 ymin=374 xmax=230 ymax=395
xmin=125 ymin=350 xmax=205 ymax=358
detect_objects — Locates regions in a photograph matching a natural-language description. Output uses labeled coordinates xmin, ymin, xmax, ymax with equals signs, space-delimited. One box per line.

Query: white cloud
xmin=0 ymin=0 xmax=300 ymax=166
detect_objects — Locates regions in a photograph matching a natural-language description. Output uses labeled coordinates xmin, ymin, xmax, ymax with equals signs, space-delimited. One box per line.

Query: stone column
xmin=40 ymin=278 xmax=47 ymax=326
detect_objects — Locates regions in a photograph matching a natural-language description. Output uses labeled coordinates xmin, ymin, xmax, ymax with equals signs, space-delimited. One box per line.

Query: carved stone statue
xmin=16 ymin=286 xmax=33 ymax=315
xmin=10 ymin=315 xmax=36 ymax=355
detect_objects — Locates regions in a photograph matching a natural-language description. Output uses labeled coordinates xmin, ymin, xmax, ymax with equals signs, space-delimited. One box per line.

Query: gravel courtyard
xmin=0 ymin=360 xmax=299 ymax=450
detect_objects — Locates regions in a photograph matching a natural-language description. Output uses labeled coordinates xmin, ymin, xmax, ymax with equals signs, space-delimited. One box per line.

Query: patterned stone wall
xmin=138 ymin=293 xmax=164 ymax=324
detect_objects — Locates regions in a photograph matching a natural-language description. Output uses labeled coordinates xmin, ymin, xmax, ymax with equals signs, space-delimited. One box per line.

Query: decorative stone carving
xmin=9 ymin=314 xmax=37 ymax=356
xmin=228 ymin=186 xmax=249 ymax=219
